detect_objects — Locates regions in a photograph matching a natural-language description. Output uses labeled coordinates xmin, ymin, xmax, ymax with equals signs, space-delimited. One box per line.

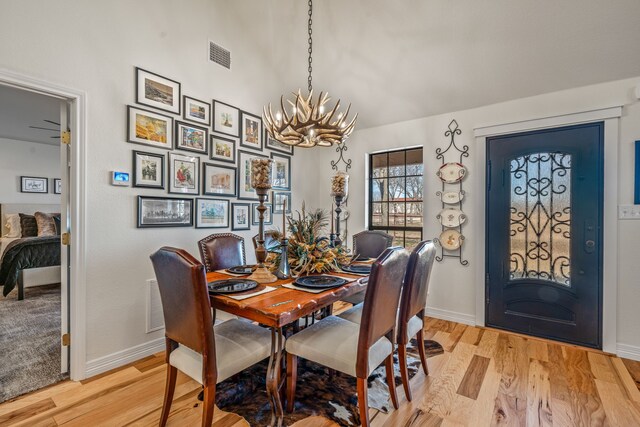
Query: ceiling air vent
xmin=209 ymin=41 xmax=231 ymax=69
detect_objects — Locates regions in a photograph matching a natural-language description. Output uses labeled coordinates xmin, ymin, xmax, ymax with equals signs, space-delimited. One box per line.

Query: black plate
xmin=294 ymin=275 xmax=348 ymax=289
xmin=341 ymin=264 xmax=372 ymax=275
xmin=208 ymin=279 xmax=258 ymax=294
xmin=226 ymin=265 xmax=256 ymax=275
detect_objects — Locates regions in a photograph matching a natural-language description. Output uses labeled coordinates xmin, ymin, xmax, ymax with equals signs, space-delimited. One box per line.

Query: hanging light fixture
xmin=263 ymin=0 xmax=357 ymax=148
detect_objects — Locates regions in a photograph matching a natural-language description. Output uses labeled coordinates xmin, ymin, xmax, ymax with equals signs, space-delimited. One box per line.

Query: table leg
xmin=266 ymin=327 xmax=284 ymax=427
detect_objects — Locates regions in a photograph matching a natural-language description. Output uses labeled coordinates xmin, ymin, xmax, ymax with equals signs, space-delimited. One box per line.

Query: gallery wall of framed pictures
xmin=18 ymin=176 xmax=62 ymax=195
xmin=127 ymin=66 xmax=293 ymax=229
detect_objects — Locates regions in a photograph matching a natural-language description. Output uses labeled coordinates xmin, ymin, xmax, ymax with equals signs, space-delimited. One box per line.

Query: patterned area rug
xmin=215 ymin=339 xmax=444 ymax=426
xmin=0 ymin=284 xmax=67 ymax=403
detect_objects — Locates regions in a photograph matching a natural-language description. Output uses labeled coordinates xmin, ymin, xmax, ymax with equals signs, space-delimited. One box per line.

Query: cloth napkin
xmin=215 ymin=269 xmax=250 ymax=277
xmin=227 ymin=285 xmax=277 ymax=300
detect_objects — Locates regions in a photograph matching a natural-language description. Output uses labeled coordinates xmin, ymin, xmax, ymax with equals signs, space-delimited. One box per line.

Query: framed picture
xmin=182 ymin=96 xmax=211 ymax=126
xmin=240 ymin=111 xmax=263 ymax=151
xmin=21 ymin=176 xmax=47 ymax=193
xmin=137 ymin=196 xmax=193 ymax=228
xmin=237 ymin=150 xmax=268 ymax=200
xmin=252 ymin=203 xmax=273 ymax=225
xmin=133 ymin=150 xmax=165 ymax=189
xmin=54 ymin=179 xmax=62 ymax=194
xmin=209 ymin=134 xmax=236 ymax=164
xmin=272 ymin=191 xmax=291 ymax=214
xmin=202 ymin=163 xmax=237 ymax=197
xmin=168 ymin=152 xmax=199 ymax=195
xmin=127 ymin=105 xmax=173 ymax=150
xmin=231 ymin=203 xmax=251 ymax=231
xmin=196 ymin=198 xmax=230 ymax=228
xmin=270 ymin=152 xmax=291 ymax=190
xmin=265 ymin=129 xmax=294 ymax=155
xmin=175 ymin=121 xmax=208 ymax=154
xmin=135 ymin=67 xmax=181 ymax=114
xmin=212 ymin=100 xmax=240 ymax=137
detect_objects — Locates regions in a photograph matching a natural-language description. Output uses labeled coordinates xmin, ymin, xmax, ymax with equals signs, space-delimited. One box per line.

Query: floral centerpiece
xmin=272 ymin=203 xmax=350 ymax=276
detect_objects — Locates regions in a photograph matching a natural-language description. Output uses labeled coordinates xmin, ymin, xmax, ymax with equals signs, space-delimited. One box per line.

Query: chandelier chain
xmin=307 ymin=0 xmax=313 ymax=93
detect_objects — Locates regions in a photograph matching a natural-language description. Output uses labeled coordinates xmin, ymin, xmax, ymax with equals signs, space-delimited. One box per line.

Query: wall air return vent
xmin=209 ymin=41 xmax=231 ymax=69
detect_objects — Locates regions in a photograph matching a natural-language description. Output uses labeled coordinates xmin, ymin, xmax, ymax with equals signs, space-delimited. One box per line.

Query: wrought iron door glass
xmin=509 ymin=152 xmax=571 ymax=286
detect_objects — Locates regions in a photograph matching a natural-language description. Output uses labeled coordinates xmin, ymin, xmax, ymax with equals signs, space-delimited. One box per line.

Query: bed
xmin=1 ymin=204 xmax=62 ymax=299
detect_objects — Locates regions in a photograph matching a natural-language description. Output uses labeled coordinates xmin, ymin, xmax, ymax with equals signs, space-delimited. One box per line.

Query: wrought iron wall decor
xmin=434 ymin=119 xmax=469 ymax=266
xmin=330 ymin=142 xmax=351 ymax=247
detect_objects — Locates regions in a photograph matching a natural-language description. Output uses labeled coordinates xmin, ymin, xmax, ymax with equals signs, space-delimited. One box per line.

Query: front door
xmin=486 ymin=122 xmax=603 ymax=349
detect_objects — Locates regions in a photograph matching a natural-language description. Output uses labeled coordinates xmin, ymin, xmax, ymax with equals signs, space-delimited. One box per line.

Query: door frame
xmin=473 ymin=106 xmax=621 ymax=354
xmin=0 ymin=68 xmax=87 ymax=380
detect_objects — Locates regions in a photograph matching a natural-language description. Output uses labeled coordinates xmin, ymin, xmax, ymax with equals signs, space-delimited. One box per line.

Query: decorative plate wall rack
xmin=434 ymin=119 xmax=469 ymax=266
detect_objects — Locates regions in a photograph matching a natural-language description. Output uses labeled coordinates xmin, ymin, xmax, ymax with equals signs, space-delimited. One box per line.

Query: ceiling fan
xmin=29 ymin=119 xmax=60 ymax=139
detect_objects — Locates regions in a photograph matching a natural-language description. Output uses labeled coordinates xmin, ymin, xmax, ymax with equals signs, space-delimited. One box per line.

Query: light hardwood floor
xmin=1 ymin=316 xmax=639 ymax=426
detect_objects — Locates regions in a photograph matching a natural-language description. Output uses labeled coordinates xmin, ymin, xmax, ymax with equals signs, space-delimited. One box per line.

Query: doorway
xmin=485 ymin=122 xmax=603 ymax=349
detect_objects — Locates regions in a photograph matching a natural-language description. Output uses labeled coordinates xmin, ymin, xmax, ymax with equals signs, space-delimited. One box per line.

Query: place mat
xmin=226 ymin=285 xmax=277 ymax=300
xmin=215 ymin=269 xmax=249 ymax=277
xmin=282 ymin=275 xmax=359 ymax=293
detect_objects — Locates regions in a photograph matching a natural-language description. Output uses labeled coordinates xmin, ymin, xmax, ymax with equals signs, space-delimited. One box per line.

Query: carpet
xmin=0 ymin=284 xmax=67 ymax=403
xmin=215 ymin=339 xmax=444 ymax=427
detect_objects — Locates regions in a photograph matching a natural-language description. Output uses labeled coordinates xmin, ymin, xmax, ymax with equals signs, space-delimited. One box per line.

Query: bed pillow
xmin=4 ymin=214 xmax=21 ymax=238
xmin=34 ymin=212 xmax=58 ymax=237
xmin=19 ymin=214 xmax=38 ymax=237
xmin=52 ymin=214 xmax=61 ymax=235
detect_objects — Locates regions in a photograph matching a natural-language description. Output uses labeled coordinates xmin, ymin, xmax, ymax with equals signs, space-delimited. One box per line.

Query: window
xmin=369 ymin=147 xmax=424 ymax=248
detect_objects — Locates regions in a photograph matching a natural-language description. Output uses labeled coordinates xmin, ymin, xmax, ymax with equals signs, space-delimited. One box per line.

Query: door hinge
xmin=61 ymin=130 xmax=71 ymax=145
xmin=61 ymin=232 xmax=70 ymax=246
xmin=62 ymin=333 xmax=70 ymax=346
xmin=487 ymin=160 xmax=491 ymax=190
xmin=485 ymin=273 xmax=490 ymax=304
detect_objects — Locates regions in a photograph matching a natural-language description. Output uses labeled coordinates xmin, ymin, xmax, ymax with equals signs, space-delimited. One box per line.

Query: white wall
xmin=0 ymin=0 xmax=299 ymax=370
xmin=0 ymin=138 xmax=61 ymax=205
xmin=297 ymin=76 xmax=640 ymax=354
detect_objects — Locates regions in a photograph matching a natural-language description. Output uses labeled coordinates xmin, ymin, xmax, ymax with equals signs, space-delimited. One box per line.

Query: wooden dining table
xmin=207 ymin=271 xmax=367 ymax=427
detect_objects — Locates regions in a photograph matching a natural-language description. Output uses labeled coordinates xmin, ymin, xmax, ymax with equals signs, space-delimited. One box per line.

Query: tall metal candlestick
xmin=329 ymin=202 xmax=336 ymax=247
xmin=334 ymin=196 xmax=344 ymax=246
xmin=248 ymin=159 xmax=277 ymax=284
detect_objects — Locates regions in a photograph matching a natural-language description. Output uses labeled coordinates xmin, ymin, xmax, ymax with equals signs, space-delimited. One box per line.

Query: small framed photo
xmin=272 ymin=191 xmax=291 ymax=214
xmin=209 ymin=134 xmax=236 ymax=164
xmin=175 ymin=121 xmax=208 ymax=154
xmin=240 ymin=111 xmax=263 ymax=151
xmin=137 ymin=196 xmax=193 ymax=228
xmin=54 ymin=179 xmax=62 ymax=194
xmin=231 ymin=203 xmax=251 ymax=231
xmin=21 ymin=176 xmax=48 ymax=193
xmin=127 ymin=105 xmax=173 ymax=150
xmin=237 ymin=150 xmax=269 ymax=200
xmin=270 ymin=152 xmax=291 ymax=191
xmin=212 ymin=100 xmax=240 ymax=137
xmin=196 ymin=198 xmax=230 ymax=228
xmin=252 ymin=203 xmax=273 ymax=225
xmin=168 ymin=152 xmax=200 ymax=195
xmin=265 ymin=129 xmax=294 ymax=155
xmin=135 ymin=67 xmax=181 ymax=114
xmin=202 ymin=163 xmax=237 ymax=197
xmin=133 ymin=150 xmax=165 ymax=189
xmin=182 ymin=96 xmax=211 ymax=126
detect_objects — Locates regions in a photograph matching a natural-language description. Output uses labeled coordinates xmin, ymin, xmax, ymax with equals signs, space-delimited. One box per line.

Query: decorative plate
xmin=294 ymin=275 xmax=348 ymax=289
xmin=437 ymin=162 xmax=467 ymax=183
xmin=438 ymin=208 xmax=467 ymax=227
xmin=439 ymin=191 xmax=464 ymax=204
xmin=208 ymin=279 xmax=258 ymax=294
xmin=226 ymin=265 xmax=256 ymax=275
xmin=439 ymin=229 xmax=463 ymax=251
xmin=341 ymin=264 xmax=372 ymax=275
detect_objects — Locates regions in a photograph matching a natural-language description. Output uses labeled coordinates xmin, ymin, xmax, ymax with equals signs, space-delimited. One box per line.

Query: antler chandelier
xmin=263 ymin=0 xmax=357 ymax=148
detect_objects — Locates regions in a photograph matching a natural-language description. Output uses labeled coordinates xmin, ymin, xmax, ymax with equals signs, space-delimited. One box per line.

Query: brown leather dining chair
xmin=150 ymin=247 xmax=272 ymax=427
xmin=352 ymin=230 xmax=393 ymax=259
xmin=337 ymin=240 xmax=437 ymax=401
xmin=285 ymin=247 xmax=409 ymax=427
xmin=198 ymin=233 xmax=245 ymax=272
xmin=252 ymin=230 xmax=281 ymax=253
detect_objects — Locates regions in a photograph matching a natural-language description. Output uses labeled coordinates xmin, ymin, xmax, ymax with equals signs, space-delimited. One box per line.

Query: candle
xmin=330 ymin=202 xmax=334 ymax=234
xmin=283 ymin=198 xmax=287 ymax=238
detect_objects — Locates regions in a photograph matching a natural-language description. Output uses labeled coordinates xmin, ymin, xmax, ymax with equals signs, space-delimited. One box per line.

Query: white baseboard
xmin=425 ymin=306 xmax=476 ymax=326
xmin=85 ymin=337 xmax=165 ymax=378
xmin=617 ymin=343 xmax=640 ymax=362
